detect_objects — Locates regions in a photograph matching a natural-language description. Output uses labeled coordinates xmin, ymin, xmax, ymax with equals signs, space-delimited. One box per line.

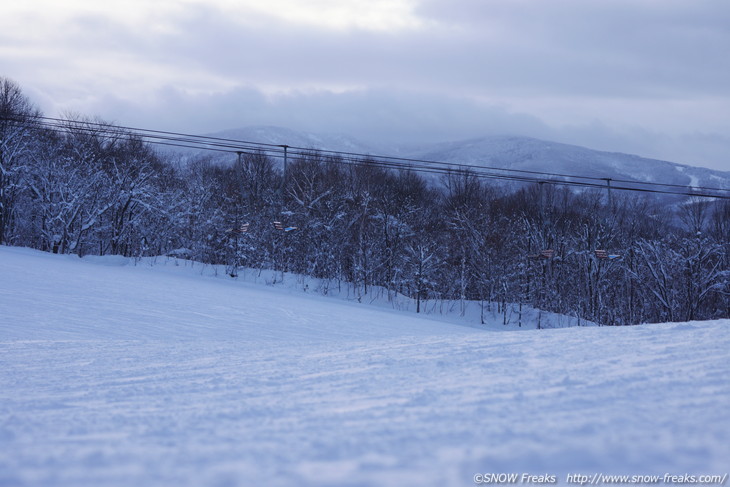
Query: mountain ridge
xmin=203 ymin=126 xmax=730 ymax=191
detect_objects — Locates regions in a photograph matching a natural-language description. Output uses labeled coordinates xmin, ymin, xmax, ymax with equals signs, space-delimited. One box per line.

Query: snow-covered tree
xmin=0 ymin=77 xmax=41 ymax=245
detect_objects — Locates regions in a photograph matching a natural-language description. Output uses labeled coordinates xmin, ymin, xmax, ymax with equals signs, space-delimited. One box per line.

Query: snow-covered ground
xmin=1 ymin=246 xmax=728 ymax=487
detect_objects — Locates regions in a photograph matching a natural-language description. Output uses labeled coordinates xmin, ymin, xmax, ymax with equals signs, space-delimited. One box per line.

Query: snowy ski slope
xmin=1 ymin=246 xmax=728 ymax=486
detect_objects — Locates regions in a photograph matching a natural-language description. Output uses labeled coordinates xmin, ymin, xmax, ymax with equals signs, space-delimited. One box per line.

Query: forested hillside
xmin=2 ymin=78 xmax=728 ymax=326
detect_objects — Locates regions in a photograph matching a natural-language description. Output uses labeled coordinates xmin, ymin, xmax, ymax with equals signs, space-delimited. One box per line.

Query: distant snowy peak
xmin=202 ymin=127 xmax=730 ymax=190
xmin=206 ymin=126 xmax=378 ymax=155
xmin=407 ymin=135 xmax=730 ymax=190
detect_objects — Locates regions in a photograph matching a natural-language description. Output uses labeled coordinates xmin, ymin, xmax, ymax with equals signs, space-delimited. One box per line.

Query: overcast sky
xmin=2 ymin=0 xmax=729 ymax=170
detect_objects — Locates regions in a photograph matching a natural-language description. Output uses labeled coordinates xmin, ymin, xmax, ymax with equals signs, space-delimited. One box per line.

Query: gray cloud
xmin=155 ymin=0 xmax=730 ymax=98
xmin=101 ymin=85 xmax=547 ymax=140
xmin=414 ymin=0 xmax=730 ymax=95
xmin=94 ymin=85 xmax=730 ymax=172
xmin=2 ymin=0 xmax=729 ymax=171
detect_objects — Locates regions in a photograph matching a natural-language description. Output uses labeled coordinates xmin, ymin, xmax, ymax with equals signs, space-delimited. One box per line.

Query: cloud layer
xmin=2 ymin=0 xmax=729 ymax=170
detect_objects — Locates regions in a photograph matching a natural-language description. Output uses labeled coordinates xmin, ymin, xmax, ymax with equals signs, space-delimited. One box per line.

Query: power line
xmin=48 ymin=115 xmax=729 ymax=190
xmin=3 ymin=114 xmax=730 ymax=200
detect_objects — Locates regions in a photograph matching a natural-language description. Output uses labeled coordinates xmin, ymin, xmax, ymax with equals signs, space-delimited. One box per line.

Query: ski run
xmin=1 ymin=246 xmax=728 ymax=486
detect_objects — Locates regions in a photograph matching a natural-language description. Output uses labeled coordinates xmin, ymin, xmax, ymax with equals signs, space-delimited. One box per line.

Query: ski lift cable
xmin=17 ymin=115 xmax=730 ymax=195
xmin=21 ymin=117 xmax=259 ymax=154
xmin=4 ymin=115 xmax=730 ymax=199
xmin=20 ymin=124 xmax=730 ymax=199
xmin=15 ymin=115 xmax=730 ymax=194
xmin=6 ymin=116 xmax=541 ymax=181
xmin=8 ymin=116 xmax=730 ymax=200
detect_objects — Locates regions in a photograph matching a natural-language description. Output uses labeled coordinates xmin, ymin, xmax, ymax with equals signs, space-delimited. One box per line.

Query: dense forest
xmin=2 ymin=77 xmax=728 ymax=326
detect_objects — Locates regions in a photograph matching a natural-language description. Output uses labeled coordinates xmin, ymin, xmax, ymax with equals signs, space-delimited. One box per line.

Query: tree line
xmin=1 ymin=77 xmax=728 ymax=326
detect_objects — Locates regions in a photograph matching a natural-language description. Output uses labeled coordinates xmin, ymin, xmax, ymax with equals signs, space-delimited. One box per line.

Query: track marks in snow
xmin=1 ymin=247 xmax=729 ymax=486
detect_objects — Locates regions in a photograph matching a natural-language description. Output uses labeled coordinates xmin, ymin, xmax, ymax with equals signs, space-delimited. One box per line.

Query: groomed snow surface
xmin=1 ymin=246 xmax=728 ymax=487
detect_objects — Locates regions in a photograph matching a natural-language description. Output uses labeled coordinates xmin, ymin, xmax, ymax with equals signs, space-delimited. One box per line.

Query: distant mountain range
xmin=209 ymin=126 xmax=377 ymax=155
xmin=202 ymin=126 xmax=730 ymax=195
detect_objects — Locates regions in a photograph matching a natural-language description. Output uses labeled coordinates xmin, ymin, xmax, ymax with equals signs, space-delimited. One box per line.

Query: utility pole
xmin=538 ymin=181 xmax=545 ymax=226
xmin=235 ymin=150 xmax=243 ymax=216
xmin=604 ymin=178 xmax=614 ymax=212
xmin=279 ymin=145 xmax=288 ymax=210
